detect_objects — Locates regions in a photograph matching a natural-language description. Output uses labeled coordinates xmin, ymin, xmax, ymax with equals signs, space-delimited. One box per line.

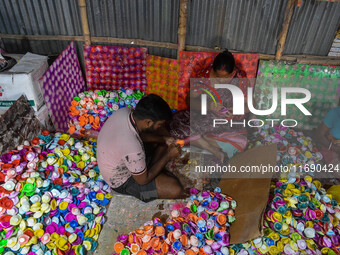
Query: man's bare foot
xmin=212 ymin=149 xmax=225 ymax=163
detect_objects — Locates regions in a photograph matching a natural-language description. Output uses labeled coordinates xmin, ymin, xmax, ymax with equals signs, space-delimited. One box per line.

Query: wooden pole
xmin=1 ymin=33 xmax=339 ymax=65
xmin=276 ymin=0 xmax=296 ymax=60
xmin=92 ymin=36 xmax=178 ymax=49
xmin=0 ymin=33 xmax=177 ymax=49
xmin=185 ymin=44 xmax=340 ymax=65
xmin=78 ymin=0 xmax=91 ymax=45
xmin=0 ymin=34 xmax=84 ymax=41
xmin=177 ymin=0 xmax=189 ymax=59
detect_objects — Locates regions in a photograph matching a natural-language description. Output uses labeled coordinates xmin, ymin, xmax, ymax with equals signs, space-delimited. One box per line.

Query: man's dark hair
xmin=133 ymin=94 xmax=172 ymax=121
xmin=212 ymin=50 xmax=235 ymax=74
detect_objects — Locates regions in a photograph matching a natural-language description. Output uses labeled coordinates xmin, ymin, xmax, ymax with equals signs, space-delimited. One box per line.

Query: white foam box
xmin=0 ymin=52 xmax=48 ymax=114
xmin=34 ymin=104 xmax=54 ymax=131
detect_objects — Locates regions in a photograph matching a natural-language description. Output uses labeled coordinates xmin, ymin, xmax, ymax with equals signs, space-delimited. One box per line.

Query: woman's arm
xmin=185 ymin=93 xmax=202 ymax=111
xmin=314 ymin=123 xmax=332 ymax=149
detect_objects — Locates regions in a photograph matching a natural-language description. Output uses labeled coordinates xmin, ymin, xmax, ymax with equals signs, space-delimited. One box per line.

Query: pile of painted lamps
xmin=0 ymin=131 xmax=112 ymax=255
xmin=223 ymin=125 xmax=340 ymax=254
xmin=252 ymin=174 xmax=340 ymax=255
xmin=113 ymin=187 xmax=237 ymax=255
xmin=68 ymin=89 xmax=144 ymax=135
xmin=226 ymin=174 xmax=340 ymax=255
xmin=248 ymin=124 xmax=323 ymax=167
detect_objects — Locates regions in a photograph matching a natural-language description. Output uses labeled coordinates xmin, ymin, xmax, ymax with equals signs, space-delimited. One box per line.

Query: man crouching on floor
xmin=97 ymin=94 xmax=185 ymax=202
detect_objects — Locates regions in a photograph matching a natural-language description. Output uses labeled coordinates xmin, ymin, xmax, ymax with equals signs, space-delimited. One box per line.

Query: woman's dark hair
xmin=133 ymin=94 xmax=172 ymax=121
xmin=212 ymin=50 xmax=235 ymax=74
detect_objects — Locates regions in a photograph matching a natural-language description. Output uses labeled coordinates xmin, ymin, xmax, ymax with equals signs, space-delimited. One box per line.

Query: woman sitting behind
xmin=314 ymin=106 xmax=340 ymax=164
xmin=170 ymin=50 xmax=250 ymax=163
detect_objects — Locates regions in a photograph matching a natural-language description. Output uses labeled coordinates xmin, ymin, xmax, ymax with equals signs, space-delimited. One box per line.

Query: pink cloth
xmin=97 ymin=108 xmax=146 ymax=188
xmin=206 ymin=131 xmax=248 ymax=153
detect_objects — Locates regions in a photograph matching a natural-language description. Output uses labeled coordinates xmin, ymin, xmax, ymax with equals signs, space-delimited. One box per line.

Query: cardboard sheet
xmin=40 ymin=41 xmax=85 ymax=132
xmin=146 ymin=55 xmax=179 ymax=109
xmin=84 ymin=45 xmax=148 ymax=92
xmin=219 ymin=143 xmax=277 ymax=244
xmin=255 ymin=60 xmax=340 ymax=130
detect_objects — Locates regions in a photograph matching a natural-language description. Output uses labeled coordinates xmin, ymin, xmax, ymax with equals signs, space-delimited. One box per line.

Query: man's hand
xmin=211 ymin=104 xmax=233 ymax=119
xmin=164 ymin=136 xmax=176 ymax=146
xmin=167 ymin=144 xmax=181 ymax=159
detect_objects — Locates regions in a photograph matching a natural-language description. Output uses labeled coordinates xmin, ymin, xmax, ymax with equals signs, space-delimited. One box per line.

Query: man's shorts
xmin=112 ymin=176 xmax=158 ymax=202
xmin=112 ymin=142 xmax=159 ymax=202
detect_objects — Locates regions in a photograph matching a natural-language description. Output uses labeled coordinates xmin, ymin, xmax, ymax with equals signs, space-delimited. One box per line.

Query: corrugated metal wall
xmin=0 ymin=0 xmax=83 ymax=54
xmin=0 ymin=0 xmax=339 ymax=59
xmin=328 ymin=30 xmax=340 ymax=57
xmin=86 ymin=0 xmax=179 ymax=58
xmin=285 ymin=0 xmax=340 ymax=55
xmin=186 ymin=0 xmax=288 ymax=54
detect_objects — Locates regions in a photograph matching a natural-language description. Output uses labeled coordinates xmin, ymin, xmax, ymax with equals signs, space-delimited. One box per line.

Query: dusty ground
xmin=94 ymin=193 xmax=185 ymax=255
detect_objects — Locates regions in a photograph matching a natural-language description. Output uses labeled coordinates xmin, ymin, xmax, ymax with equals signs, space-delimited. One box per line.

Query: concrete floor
xmin=93 ymin=150 xmax=205 ymax=255
xmin=94 ymin=192 xmax=185 ymax=255
xmin=92 ymin=129 xmax=339 ymax=254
